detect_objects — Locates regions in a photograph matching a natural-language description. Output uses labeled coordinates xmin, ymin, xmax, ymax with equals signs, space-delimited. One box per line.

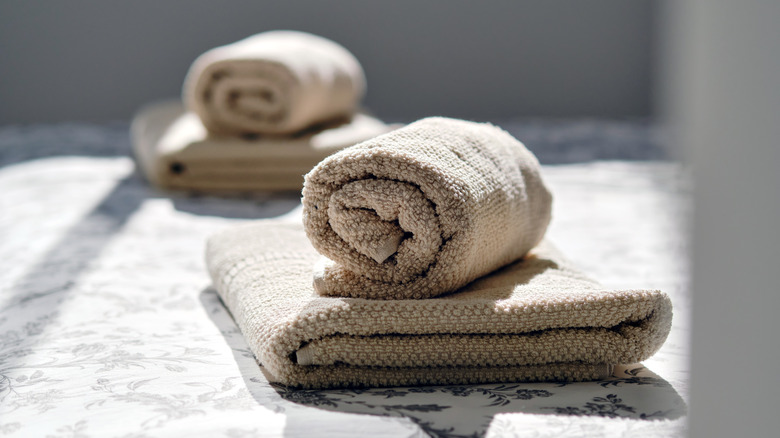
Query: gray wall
xmin=0 ymin=0 xmax=655 ymax=124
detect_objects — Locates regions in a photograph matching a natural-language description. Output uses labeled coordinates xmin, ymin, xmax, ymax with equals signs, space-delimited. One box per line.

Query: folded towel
xmin=131 ymin=101 xmax=394 ymax=193
xmin=302 ymin=117 xmax=553 ymax=300
xmin=183 ymin=31 xmax=365 ymax=136
xmin=206 ymin=221 xmax=673 ymax=389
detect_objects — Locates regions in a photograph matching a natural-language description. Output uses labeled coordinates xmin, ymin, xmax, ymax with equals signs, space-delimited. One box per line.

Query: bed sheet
xmin=0 ymin=123 xmax=688 ymax=437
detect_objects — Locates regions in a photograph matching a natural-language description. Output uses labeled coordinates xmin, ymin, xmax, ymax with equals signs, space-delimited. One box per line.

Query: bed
xmin=0 ymin=120 xmax=688 ymax=437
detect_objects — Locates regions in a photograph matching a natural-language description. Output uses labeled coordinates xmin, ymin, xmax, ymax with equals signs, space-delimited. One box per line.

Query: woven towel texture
xmin=206 ymin=221 xmax=673 ymax=389
xmin=302 ymin=117 xmax=553 ymax=299
xmin=183 ymin=31 xmax=365 ymax=135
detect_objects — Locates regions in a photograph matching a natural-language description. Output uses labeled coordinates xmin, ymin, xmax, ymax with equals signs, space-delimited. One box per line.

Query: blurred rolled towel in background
xmin=132 ymin=101 xmax=392 ymax=193
xmin=183 ymin=30 xmax=366 ymax=136
xmin=133 ymin=30 xmax=392 ymax=193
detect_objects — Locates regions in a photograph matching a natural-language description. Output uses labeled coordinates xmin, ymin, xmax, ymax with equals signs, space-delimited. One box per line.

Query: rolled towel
xmin=302 ymin=117 xmax=553 ymax=299
xmin=206 ymin=221 xmax=673 ymax=389
xmin=183 ymin=31 xmax=365 ymax=135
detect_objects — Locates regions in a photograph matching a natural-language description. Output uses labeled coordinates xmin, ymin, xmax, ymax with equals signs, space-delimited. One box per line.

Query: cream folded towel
xmin=131 ymin=101 xmax=394 ymax=193
xmin=183 ymin=31 xmax=365 ymax=136
xmin=302 ymin=117 xmax=553 ymax=299
xmin=206 ymin=221 xmax=673 ymax=389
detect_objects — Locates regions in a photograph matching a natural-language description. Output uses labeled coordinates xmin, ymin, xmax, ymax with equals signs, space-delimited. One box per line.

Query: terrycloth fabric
xmin=302 ymin=117 xmax=553 ymax=300
xmin=183 ymin=31 xmax=365 ymax=136
xmin=206 ymin=221 xmax=673 ymax=389
xmin=131 ymin=101 xmax=394 ymax=193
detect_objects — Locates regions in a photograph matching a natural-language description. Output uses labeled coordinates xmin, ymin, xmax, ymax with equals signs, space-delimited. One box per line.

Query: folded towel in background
xmin=131 ymin=101 xmax=394 ymax=193
xmin=183 ymin=30 xmax=365 ymax=136
xmin=302 ymin=117 xmax=553 ymax=300
xmin=206 ymin=221 xmax=673 ymax=389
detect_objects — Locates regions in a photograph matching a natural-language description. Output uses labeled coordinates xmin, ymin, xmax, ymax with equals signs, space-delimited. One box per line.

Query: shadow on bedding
xmin=199 ymin=288 xmax=687 ymax=438
xmin=2 ymin=168 xmax=299 ymax=312
xmin=170 ymin=191 xmax=300 ymax=219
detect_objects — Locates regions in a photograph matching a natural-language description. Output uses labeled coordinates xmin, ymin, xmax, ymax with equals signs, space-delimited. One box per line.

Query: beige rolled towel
xmin=206 ymin=221 xmax=673 ymax=389
xmin=183 ymin=30 xmax=365 ymax=135
xmin=302 ymin=117 xmax=553 ymax=299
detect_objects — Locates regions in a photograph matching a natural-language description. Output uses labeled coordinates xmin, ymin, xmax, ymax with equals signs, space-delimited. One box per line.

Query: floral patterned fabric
xmin=0 ymin=123 xmax=688 ymax=437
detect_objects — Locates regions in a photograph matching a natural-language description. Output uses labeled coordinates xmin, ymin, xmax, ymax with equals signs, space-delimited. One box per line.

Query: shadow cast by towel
xmin=0 ymin=121 xmax=301 ymax=219
xmin=199 ymin=288 xmax=687 ymax=438
xmin=3 ymin=172 xmax=148 ymax=311
xmin=2 ymin=167 xmax=300 ymax=312
xmin=2 ymin=159 xmax=302 ymax=384
xmin=273 ymin=365 xmax=686 ymax=438
xmin=170 ymin=191 xmax=301 ymax=219
xmin=446 ymin=253 xmax=561 ymax=300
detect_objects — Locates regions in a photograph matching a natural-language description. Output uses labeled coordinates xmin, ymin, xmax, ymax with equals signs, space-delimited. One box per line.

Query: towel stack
xmin=132 ymin=31 xmax=394 ymax=193
xmin=206 ymin=118 xmax=673 ymax=389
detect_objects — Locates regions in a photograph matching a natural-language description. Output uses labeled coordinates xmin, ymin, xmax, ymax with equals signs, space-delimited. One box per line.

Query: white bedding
xmin=0 ymin=123 xmax=689 ymax=437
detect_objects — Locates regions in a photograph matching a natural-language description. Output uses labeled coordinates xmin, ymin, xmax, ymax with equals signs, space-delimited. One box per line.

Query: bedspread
xmin=0 ymin=121 xmax=689 ymax=437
